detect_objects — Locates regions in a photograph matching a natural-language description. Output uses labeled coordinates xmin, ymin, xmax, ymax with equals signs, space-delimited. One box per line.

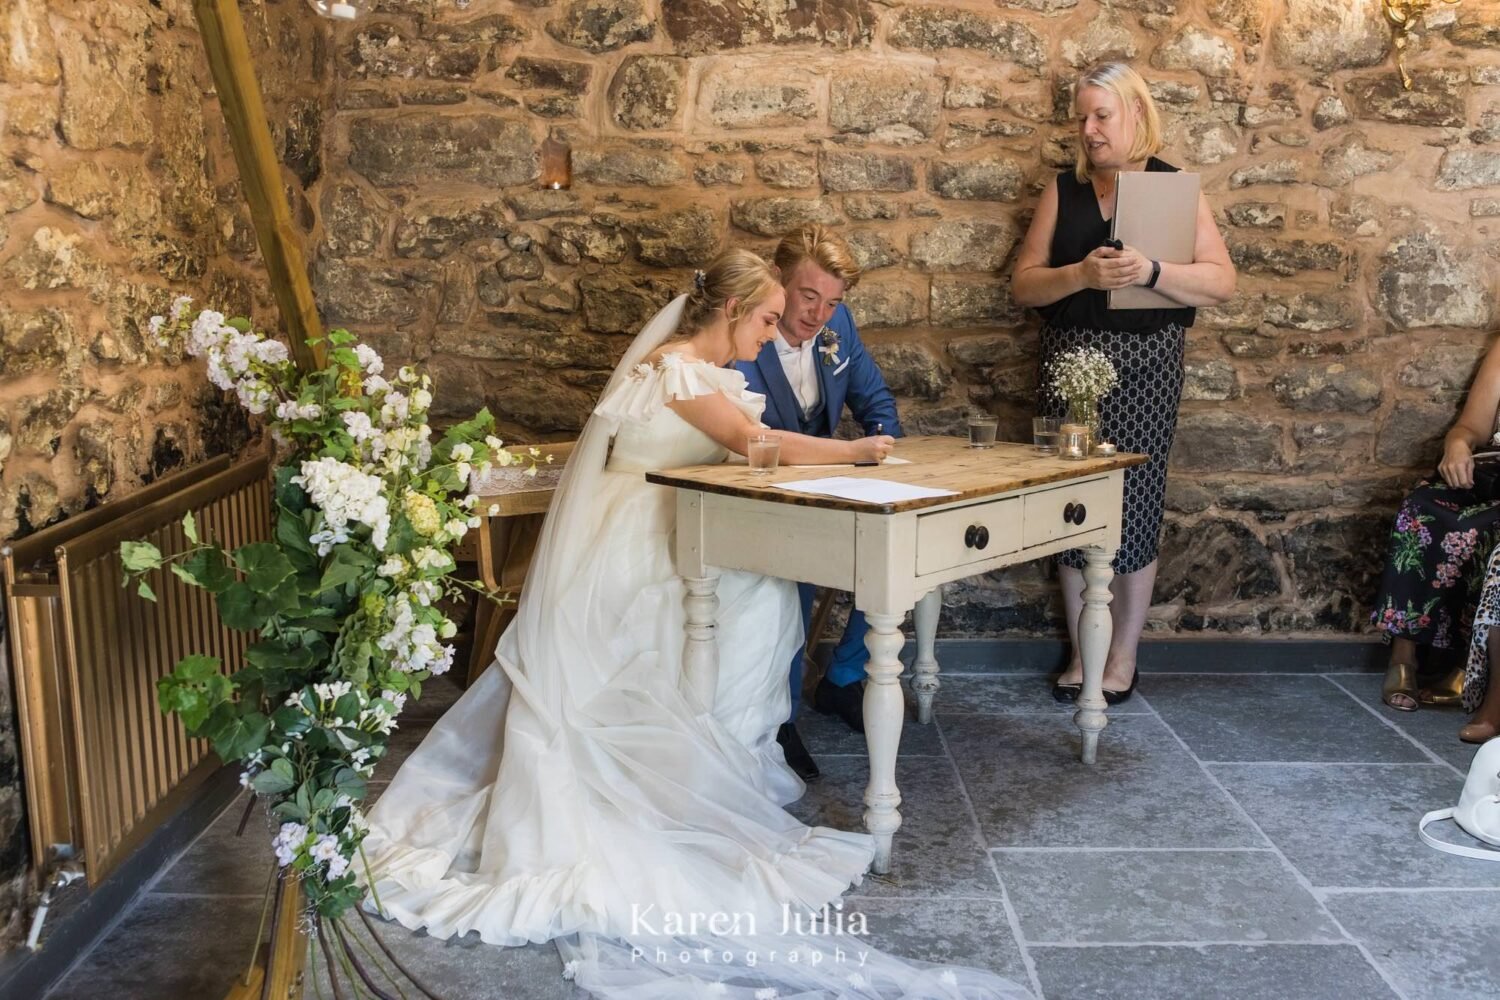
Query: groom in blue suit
xmin=738 ymin=225 xmax=902 ymax=781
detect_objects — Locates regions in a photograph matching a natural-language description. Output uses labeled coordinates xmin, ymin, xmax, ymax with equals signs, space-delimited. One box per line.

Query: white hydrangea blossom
xmin=273 ymin=822 xmax=309 ymax=867
xmin=275 ymin=400 xmax=323 ymax=422
xmin=354 ymin=343 xmax=383 ymax=375
xmin=292 ymin=457 xmax=392 ymax=553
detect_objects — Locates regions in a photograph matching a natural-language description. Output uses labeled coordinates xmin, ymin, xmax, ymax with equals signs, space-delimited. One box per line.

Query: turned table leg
xmin=862 ymin=610 xmax=907 ymax=874
xmin=1074 ymin=546 xmax=1115 ymax=765
xmin=682 ymin=571 xmax=721 ymax=712
xmin=912 ymin=586 xmax=942 ymax=725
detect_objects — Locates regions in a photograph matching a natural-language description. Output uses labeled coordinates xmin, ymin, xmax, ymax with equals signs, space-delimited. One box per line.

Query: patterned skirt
xmin=1037 ymin=324 xmax=1186 ymax=575
xmin=1462 ymin=542 xmax=1500 ymax=711
xmin=1370 ymin=481 xmax=1500 ymax=659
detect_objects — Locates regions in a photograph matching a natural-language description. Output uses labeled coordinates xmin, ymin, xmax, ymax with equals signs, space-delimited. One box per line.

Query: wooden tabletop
xmin=646 ymin=436 xmax=1148 ymax=514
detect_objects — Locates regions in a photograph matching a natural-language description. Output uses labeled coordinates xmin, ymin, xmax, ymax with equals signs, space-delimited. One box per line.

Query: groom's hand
xmin=855 ymin=436 xmax=896 ymax=464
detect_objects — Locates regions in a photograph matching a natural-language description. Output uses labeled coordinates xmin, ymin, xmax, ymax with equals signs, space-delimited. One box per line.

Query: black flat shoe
xmin=1051 ymin=682 xmax=1081 ymax=703
xmin=1103 ymin=671 xmax=1139 ymax=706
xmin=776 ymin=723 xmax=819 ymax=781
xmin=813 ymin=677 xmax=865 ymax=734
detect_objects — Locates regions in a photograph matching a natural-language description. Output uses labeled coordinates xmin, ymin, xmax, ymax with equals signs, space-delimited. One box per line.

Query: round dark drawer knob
xmin=975 ymin=526 xmax=990 ymax=550
xmin=964 ymin=525 xmax=979 ymax=548
xmin=1073 ymin=503 xmax=1087 ymax=525
xmin=1063 ymin=502 xmax=1077 ymax=523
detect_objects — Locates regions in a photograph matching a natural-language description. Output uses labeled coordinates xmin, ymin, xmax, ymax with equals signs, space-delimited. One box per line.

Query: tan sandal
xmin=1459 ymin=719 xmax=1499 ymax=744
xmin=1382 ymin=660 xmax=1420 ymax=712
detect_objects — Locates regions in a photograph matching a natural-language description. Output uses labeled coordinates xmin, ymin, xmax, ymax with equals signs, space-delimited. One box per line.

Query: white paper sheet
xmin=771 ymin=476 xmax=958 ymax=504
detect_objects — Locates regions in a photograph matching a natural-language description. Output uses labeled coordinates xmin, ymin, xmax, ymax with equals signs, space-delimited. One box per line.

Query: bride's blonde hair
xmin=678 ymin=249 xmax=780 ymax=336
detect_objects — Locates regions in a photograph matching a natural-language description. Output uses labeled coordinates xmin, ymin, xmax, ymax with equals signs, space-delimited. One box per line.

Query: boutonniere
xmin=817 ymin=326 xmax=840 ymax=366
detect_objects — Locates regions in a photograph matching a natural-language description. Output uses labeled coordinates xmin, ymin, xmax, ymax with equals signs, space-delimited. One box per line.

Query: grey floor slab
xmin=152 ymin=790 xmax=276 ymax=896
xmin=789 ymin=754 xmax=1002 ymax=899
xmin=1144 ymin=674 xmax=1430 ymax=763
xmin=849 ymin=896 xmax=1030 ymax=984
xmin=1328 ymin=673 xmax=1485 ymax=773
xmin=45 ymin=894 xmax=265 ymax=1000
xmin=795 ymin=693 xmax=947 ymax=758
xmin=1212 ymin=763 xmax=1500 ymax=889
xmin=995 ymin=849 xmax=1342 ymax=944
xmin=1030 ymin=943 xmax=1398 ymax=1000
xmin=943 ymin=713 xmax=1265 ymax=849
xmin=1327 ymin=890 xmax=1500 ymax=1000
xmin=930 ymin=674 xmax=1153 ymax=716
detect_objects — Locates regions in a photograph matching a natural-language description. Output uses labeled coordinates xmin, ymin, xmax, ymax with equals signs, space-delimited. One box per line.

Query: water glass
xmin=967 ymin=414 xmax=998 ymax=449
xmin=747 ymin=433 xmax=780 ymax=475
xmin=1032 ymin=416 xmax=1061 ymax=455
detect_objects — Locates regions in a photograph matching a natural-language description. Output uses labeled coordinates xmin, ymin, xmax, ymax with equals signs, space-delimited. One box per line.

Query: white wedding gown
xmin=363 ymin=298 xmax=1032 ymax=998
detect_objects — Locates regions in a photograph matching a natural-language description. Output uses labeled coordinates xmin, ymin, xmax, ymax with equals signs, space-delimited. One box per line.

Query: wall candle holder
xmin=1383 ymin=0 xmax=1463 ymax=89
xmin=540 ymin=136 xmax=572 ymax=190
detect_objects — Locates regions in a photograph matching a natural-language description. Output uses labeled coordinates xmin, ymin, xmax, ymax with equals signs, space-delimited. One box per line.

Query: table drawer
xmin=1022 ymin=476 xmax=1115 ymax=549
xmin=916 ymin=497 xmax=1021 ymax=576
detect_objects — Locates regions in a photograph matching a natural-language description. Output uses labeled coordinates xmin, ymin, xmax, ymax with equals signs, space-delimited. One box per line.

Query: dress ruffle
xmin=593 ymin=352 xmax=761 ymax=432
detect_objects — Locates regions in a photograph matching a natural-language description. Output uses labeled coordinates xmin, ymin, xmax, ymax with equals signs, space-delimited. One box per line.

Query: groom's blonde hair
xmin=773 ymin=224 xmax=862 ymax=290
xmin=680 ymin=249 xmax=781 ymax=334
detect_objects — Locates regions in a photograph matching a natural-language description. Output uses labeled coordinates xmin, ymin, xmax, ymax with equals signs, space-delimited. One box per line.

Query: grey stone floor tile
xmin=850 ymin=896 xmax=1030 ymax=983
xmin=1326 ymin=890 xmax=1500 ymax=1000
xmin=153 ymin=791 xmax=275 ymax=895
xmin=995 ymin=849 xmax=1341 ymax=944
xmin=1144 ymin=675 xmax=1429 ymax=763
xmin=1328 ymin=673 xmax=1485 ymax=773
xmin=795 ymin=694 xmax=946 ymax=757
xmin=310 ymin=917 xmax=579 ymax=1000
xmin=788 ymin=754 xmax=1002 ymax=899
xmin=1212 ymin=763 xmax=1500 ymax=889
xmin=943 ymin=714 xmax=1264 ymax=849
xmin=45 ymin=894 xmax=264 ymax=1000
xmin=930 ymin=674 xmax=1152 ymax=716
xmin=1030 ymin=943 xmax=1397 ymax=1000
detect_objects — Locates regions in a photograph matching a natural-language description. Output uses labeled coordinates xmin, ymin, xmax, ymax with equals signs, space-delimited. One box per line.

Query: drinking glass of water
xmin=1032 ymin=416 xmax=1061 ymax=455
xmin=967 ymin=413 xmax=998 ymax=449
xmin=748 ymin=433 xmax=780 ymax=475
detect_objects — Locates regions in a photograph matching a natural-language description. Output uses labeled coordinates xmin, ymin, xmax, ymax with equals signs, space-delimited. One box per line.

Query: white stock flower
xmin=377 ymin=555 xmax=406 ymax=577
xmin=273 ymin=822 xmax=309 ymax=867
xmin=170 ymin=295 xmax=193 ymax=321
xmin=292 ymin=457 xmax=392 ymax=552
xmin=253 ymin=339 xmax=289 ymax=365
xmin=450 ymin=442 xmax=474 ymax=463
xmin=411 ymin=388 xmax=433 ymax=412
xmin=444 ymin=518 xmax=468 ymax=540
xmin=324 ymin=852 xmax=350 ymax=882
xmin=188 ymin=310 xmax=227 ymax=356
xmin=147 ymin=315 xmax=166 ymax=339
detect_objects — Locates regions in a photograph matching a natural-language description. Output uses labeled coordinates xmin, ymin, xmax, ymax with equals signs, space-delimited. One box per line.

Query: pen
xmin=875 ymin=422 xmax=884 ymax=435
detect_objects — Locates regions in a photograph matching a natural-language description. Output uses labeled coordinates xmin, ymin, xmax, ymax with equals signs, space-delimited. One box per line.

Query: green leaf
xmin=212 ymin=711 xmax=272 ymax=763
xmin=272 ymin=705 xmax=313 ymax=737
xmin=246 ymin=640 xmax=319 ymax=673
xmin=156 ymin=654 xmax=231 ymax=732
xmin=120 ymin=541 xmax=162 ymax=573
xmin=317 ymin=544 xmax=375 ymax=595
xmin=328 ymin=329 xmax=356 ymax=347
xmin=274 ymin=466 xmax=309 ymax=515
xmin=332 ymin=766 xmax=367 ymax=801
xmin=276 ymin=510 xmax=319 ymax=570
xmin=330 ymin=346 xmax=360 ymax=368
xmin=172 ymin=548 xmax=236 ymax=593
xmin=272 ymin=799 xmax=308 ymax=823
xmin=251 ymin=758 xmax=297 ymax=795
xmin=217 ymin=582 xmax=268 ymax=631
xmin=225 ymin=316 xmax=252 ymax=333
xmin=137 ymin=579 xmax=156 ymax=601
xmin=332 ymin=693 xmax=362 ymax=723
xmin=181 ymin=511 xmax=198 ymax=544
xmin=234 ymin=542 xmax=296 ymax=595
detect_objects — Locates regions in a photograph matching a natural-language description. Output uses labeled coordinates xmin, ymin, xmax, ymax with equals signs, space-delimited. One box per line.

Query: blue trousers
xmin=789 ymin=582 xmax=869 ymax=719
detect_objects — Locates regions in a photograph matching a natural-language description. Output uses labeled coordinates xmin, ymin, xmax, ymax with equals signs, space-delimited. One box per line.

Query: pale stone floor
xmin=42 ymin=666 xmax=1500 ymax=1000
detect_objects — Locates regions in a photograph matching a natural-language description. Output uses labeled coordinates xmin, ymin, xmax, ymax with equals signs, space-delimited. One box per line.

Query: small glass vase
xmin=1063 ymin=399 xmax=1100 ymax=456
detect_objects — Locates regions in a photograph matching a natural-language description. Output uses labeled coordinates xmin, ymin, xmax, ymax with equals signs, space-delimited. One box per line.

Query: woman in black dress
xmin=1011 ymin=62 xmax=1236 ymax=703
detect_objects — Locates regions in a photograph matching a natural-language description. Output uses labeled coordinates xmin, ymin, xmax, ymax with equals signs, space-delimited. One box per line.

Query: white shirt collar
xmin=774 ymin=330 xmax=813 ymax=357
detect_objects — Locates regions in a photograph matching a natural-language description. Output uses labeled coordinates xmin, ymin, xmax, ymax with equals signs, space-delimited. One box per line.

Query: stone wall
xmin=0 ymin=0 xmax=327 ymax=954
xmin=312 ymin=0 xmax=1500 ymax=639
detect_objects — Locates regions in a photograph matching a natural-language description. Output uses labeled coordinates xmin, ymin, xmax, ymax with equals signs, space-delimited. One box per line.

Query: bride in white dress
xmin=363 ymin=251 xmax=1031 ymax=999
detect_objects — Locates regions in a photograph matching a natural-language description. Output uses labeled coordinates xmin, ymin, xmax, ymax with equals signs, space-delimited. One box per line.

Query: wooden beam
xmin=192 ymin=0 xmax=326 ymax=373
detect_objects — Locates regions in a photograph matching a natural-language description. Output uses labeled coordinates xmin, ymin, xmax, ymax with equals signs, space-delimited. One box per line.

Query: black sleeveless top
xmin=1038 ymin=156 xmax=1196 ymax=332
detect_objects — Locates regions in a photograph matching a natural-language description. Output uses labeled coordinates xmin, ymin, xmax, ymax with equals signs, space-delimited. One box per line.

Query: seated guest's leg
xmin=1459 ymin=626 xmax=1500 ymax=744
xmin=813 ymin=605 xmax=869 ymax=733
xmin=1052 ymin=565 xmax=1086 ymax=701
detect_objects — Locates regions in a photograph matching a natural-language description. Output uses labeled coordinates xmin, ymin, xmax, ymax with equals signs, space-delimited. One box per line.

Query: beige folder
xmin=1108 ymin=171 xmax=1200 ymax=310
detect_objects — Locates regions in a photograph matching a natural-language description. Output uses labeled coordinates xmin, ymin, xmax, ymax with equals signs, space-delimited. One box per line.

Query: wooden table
xmin=647 ymin=437 xmax=1147 ymax=874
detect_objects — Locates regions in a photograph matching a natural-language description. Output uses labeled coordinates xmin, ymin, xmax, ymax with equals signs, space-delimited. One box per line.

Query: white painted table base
xmin=667 ymin=459 xmax=1129 ymax=874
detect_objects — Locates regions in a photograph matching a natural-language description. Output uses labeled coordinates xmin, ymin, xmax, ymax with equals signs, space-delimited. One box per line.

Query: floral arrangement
xmin=1047 ymin=346 xmax=1118 ymax=441
xmin=817 ymin=326 xmax=840 ymax=366
xmin=120 ymin=297 xmax=537 ymax=920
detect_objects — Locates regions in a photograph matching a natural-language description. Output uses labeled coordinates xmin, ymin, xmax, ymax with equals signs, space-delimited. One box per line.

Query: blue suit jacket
xmin=736 ymin=305 xmax=902 ymax=438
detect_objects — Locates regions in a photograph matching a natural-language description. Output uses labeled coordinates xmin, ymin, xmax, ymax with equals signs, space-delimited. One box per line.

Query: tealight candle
xmin=1094 ymin=441 xmax=1117 ymax=456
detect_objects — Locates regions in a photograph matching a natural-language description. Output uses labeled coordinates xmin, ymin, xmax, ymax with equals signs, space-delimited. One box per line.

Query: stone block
xmin=1155 ymin=518 xmax=1280 ymax=604
xmin=1225 ymin=202 xmax=1285 ymax=229
xmin=820 ymin=151 xmax=915 ymax=193
xmin=1436 ymin=150 xmax=1500 ymax=191
xmin=1280 ymin=514 xmax=1388 ymax=628
xmin=930 ymin=280 xmax=1024 ymax=327
xmin=830 ymin=66 xmax=943 ymax=140
xmin=1271 ymin=363 xmax=1382 ymax=413
xmin=1060 ymin=10 xmax=1137 ymax=69
xmin=1375 ymin=399 xmax=1459 ymax=467
xmin=578 ymin=274 xmax=675 ymax=333
xmin=574 ymin=147 xmax=686 ymax=187
xmin=547 ymin=0 xmax=654 ymax=53
xmin=756 ymin=152 xmax=818 ymax=190
xmin=1312 ymin=94 xmax=1351 ymax=129
xmin=910 ymin=220 xmax=1020 ymax=271
xmin=929 ymin=157 xmax=1026 ymax=202
xmin=867 ymin=342 xmax=951 ymax=398
xmin=0 ymin=306 xmax=74 ymax=378
xmin=1182 ymin=360 xmax=1240 ymax=401
xmin=887 ymin=7 xmax=1045 ymax=67
xmin=1 ymin=0 xmax=60 ymax=84
xmin=505 ymin=57 xmax=591 ymax=92
xmin=844 ymin=280 xmax=926 ymax=329
xmin=1152 ymin=26 xmax=1237 ymax=77
xmin=1271 ymin=0 xmax=1386 ymax=72
xmin=349 ymin=115 xmax=537 ymax=187
xmin=1320 ymin=133 xmax=1396 ymax=186
xmin=1397 ymin=344 xmax=1484 ymax=392
xmin=729 ymin=197 xmax=840 ymax=237
xmin=315 ymin=259 xmax=431 ymax=326
xmin=630 ymin=206 xmax=721 ymax=267
xmin=699 ymin=64 xmax=821 ymax=129
xmin=1345 ymin=70 xmax=1467 ymax=128
xmin=1229 ymin=160 xmax=1301 ymax=188
xmin=549 ymin=220 xmax=630 ymax=264
xmin=610 ymin=55 xmax=686 ymax=130
xmin=506 ymin=190 xmax=584 ymax=220
xmin=845 ymin=230 xmax=903 ymax=271
xmin=1228 ymin=238 xmax=1342 ymax=276
xmin=1171 ymin=411 xmax=1284 ymax=472
xmin=57 ymin=23 xmax=152 ymax=149
xmin=1378 ymin=229 xmax=1493 ymax=329
xmin=663 ymin=0 xmax=874 ymax=55
xmin=394 ymin=201 xmax=509 ymax=259
xmin=1208 ymin=0 xmax=1267 ymax=45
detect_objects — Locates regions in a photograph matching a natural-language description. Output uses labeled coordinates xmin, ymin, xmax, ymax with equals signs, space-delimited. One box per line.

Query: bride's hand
xmin=854 ymin=435 xmax=896 ymax=464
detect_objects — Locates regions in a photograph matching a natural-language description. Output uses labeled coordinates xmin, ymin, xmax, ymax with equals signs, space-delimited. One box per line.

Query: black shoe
xmin=777 ymin=723 xmax=819 ymax=781
xmin=1051 ymin=681 xmax=1081 ymax=703
xmin=1103 ymin=671 xmax=1139 ymax=706
xmin=813 ymin=678 xmax=865 ymax=734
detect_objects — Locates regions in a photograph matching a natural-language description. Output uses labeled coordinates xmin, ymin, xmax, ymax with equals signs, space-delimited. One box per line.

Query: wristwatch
xmin=1145 ymin=259 xmax=1161 ymax=289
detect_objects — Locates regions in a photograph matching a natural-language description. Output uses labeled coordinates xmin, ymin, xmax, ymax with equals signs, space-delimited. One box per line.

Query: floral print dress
xmin=1371 ymin=481 xmax=1500 ymax=662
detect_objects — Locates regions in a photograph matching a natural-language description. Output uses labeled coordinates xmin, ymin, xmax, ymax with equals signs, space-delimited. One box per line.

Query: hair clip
xmin=692 ymin=269 xmax=707 ymax=292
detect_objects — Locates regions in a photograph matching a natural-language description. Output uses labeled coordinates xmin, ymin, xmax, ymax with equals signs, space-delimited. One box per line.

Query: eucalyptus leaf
xmin=120 ymin=540 xmax=162 ymax=573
